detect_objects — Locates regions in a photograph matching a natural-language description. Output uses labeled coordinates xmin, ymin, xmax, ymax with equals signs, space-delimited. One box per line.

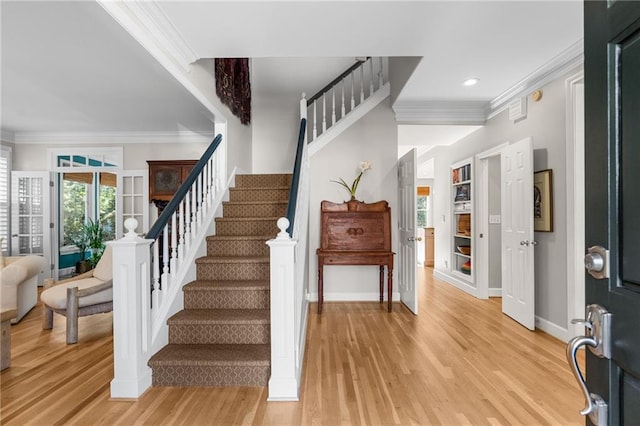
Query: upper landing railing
xmin=304 ymin=57 xmax=386 ymax=144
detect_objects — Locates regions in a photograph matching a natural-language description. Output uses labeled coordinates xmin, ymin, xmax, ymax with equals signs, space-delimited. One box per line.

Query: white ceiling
xmin=1 ymin=1 xmax=583 ymax=147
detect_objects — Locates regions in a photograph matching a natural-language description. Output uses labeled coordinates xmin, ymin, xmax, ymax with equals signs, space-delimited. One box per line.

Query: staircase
xmin=148 ymin=173 xmax=291 ymax=387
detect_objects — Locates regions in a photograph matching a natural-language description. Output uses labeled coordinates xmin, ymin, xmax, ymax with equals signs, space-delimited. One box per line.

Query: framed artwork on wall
xmin=534 ymin=169 xmax=553 ymax=232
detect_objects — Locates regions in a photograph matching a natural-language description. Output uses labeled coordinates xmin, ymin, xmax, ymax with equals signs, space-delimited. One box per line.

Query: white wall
xmin=307 ymin=99 xmax=398 ymax=301
xmin=428 ymin=66 xmax=580 ymax=329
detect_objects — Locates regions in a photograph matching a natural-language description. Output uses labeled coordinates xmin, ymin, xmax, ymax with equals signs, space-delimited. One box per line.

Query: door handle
xmin=565 ymin=304 xmax=611 ymax=425
xmin=407 ymin=237 xmax=423 ymax=242
xmin=565 ymin=336 xmax=607 ymax=424
xmin=520 ymin=240 xmax=529 ymax=246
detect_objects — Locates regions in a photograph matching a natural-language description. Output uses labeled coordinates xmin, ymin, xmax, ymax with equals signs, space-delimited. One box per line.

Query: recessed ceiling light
xmin=463 ymin=78 xmax=479 ymax=87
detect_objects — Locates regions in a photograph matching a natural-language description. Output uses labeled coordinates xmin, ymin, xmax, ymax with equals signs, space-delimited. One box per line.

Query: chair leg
xmin=66 ymin=287 xmax=79 ymax=345
xmin=43 ymin=305 xmax=53 ymax=330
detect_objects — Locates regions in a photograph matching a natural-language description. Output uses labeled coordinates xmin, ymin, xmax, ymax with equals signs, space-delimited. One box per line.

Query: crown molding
xmin=393 ymin=101 xmax=488 ymax=125
xmin=97 ymin=1 xmax=198 ymax=73
xmin=393 ymin=39 xmax=583 ymax=125
xmin=12 ymin=131 xmax=213 ymax=145
xmin=488 ymin=39 xmax=584 ymax=119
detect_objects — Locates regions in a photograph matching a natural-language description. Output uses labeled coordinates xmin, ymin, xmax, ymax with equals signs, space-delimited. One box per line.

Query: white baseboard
xmin=535 ymin=316 xmax=569 ymax=342
xmin=488 ymin=288 xmax=501 ymax=297
xmin=433 ymin=269 xmax=481 ymax=298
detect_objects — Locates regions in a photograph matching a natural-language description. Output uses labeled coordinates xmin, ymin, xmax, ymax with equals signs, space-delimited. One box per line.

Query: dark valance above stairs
xmin=215 ymin=58 xmax=251 ymax=125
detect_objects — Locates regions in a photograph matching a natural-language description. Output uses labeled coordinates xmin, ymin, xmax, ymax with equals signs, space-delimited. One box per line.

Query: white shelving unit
xmin=451 ymin=159 xmax=474 ymax=282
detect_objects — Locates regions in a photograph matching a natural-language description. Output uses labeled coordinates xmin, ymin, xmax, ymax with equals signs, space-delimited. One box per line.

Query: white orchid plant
xmin=332 ymin=161 xmax=372 ymax=200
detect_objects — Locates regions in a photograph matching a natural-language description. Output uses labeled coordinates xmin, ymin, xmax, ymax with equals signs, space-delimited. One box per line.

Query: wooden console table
xmin=316 ymin=200 xmax=395 ymax=313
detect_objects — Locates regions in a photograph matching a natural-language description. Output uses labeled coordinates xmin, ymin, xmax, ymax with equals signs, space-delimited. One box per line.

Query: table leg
xmin=379 ymin=265 xmax=384 ymax=304
xmin=318 ymin=264 xmax=324 ymax=314
xmin=387 ymin=265 xmax=393 ymax=312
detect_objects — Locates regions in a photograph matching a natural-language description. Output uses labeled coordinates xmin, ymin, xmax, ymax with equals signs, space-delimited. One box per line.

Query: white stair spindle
xmin=152 ymin=240 xmax=160 ymax=310
xmin=350 ymin=71 xmax=356 ymax=110
xmin=369 ymin=58 xmax=374 ymax=95
xmin=322 ymin=93 xmax=327 ymax=132
xmin=360 ymin=65 xmax=365 ymax=103
xmin=162 ymin=224 xmax=169 ymax=291
xmin=191 ymin=185 xmax=197 ymax=240
xmin=331 ymin=89 xmax=336 ymax=126
xmin=170 ymin=211 xmax=177 ymax=272
xmin=185 ymin=190 xmax=191 ymax=249
xmin=178 ymin=199 xmax=185 ymax=263
xmin=341 ymin=81 xmax=346 ymax=117
xmin=379 ymin=57 xmax=384 ymax=87
xmin=196 ymin=172 xmax=202 ymax=225
xmin=312 ymin=100 xmax=317 ymax=140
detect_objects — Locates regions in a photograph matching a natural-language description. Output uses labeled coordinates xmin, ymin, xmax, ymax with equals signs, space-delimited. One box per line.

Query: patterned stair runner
xmin=148 ymin=174 xmax=291 ymax=386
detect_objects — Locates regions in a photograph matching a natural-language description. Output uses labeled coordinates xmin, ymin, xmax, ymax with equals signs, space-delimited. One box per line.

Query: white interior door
xmin=398 ymin=149 xmax=418 ymax=314
xmin=500 ymin=137 xmax=534 ymax=330
xmin=11 ymin=171 xmax=52 ymax=279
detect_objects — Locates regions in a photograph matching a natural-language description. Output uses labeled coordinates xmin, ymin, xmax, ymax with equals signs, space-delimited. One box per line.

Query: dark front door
xmin=581 ymin=1 xmax=640 ymax=424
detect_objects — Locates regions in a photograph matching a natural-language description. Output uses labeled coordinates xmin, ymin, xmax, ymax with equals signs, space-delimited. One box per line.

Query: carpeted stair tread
xmin=206 ymin=235 xmax=272 ymax=241
xmin=215 ymin=216 xmax=280 ymax=223
xmin=149 ymin=344 xmax=270 ymax=366
xmin=195 ymin=256 xmax=269 ymax=264
xmin=222 ymin=200 xmax=288 ymax=206
xmin=168 ymin=309 xmax=269 ymax=324
xmin=184 ymin=280 xmax=269 ymax=290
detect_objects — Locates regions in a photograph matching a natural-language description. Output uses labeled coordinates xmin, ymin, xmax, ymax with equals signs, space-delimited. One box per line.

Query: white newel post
xmin=267 ymin=218 xmax=299 ymax=401
xmin=110 ymin=218 xmax=154 ymax=398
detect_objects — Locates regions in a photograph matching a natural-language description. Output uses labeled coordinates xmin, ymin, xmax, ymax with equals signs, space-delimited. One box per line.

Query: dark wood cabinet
xmin=316 ymin=200 xmax=395 ymax=313
xmin=147 ymin=160 xmax=197 ymax=207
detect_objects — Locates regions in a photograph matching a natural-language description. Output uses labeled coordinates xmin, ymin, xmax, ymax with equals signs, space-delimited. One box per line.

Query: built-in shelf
xmin=451 ymin=159 xmax=473 ymax=281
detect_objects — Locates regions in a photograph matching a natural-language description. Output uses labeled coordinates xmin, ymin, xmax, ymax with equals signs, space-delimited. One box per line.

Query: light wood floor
xmin=1 ymin=268 xmax=584 ymax=425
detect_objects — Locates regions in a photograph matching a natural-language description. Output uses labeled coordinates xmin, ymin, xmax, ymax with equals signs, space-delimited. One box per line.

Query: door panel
xmin=398 ymin=149 xmax=417 ymax=314
xmin=501 ymin=138 xmax=534 ymax=330
xmin=580 ymin=2 xmax=640 ymax=424
xmin=11 ymin=171 xmax=51 ymax=279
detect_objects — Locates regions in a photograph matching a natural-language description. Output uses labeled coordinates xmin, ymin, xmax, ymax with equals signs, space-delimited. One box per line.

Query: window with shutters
xmin=0 ymin=146 xmax=10 ymax=255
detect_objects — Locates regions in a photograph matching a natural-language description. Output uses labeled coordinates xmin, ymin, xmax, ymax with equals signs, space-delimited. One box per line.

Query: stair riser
xmin=169 ymin=323 xmax=269 ymax=345
xmin=207 ymin=239 xmax=269 ymax=257
xmin=228 ymin=188 xmax=289 ymax=202
xmin=197 ymin=263 xmax=269 ymax=281
xmin=215 ymin=220 xmax=278 ymax=236
xmin=223 ymin=203 xmax=287 ymax=218
xmin=184 ymin=289 xmax=269 ymax=310
xmin=151 ymin=365 xmax=269 ymax=387
xmin=235 ymin=174 xmax=292 ymax=188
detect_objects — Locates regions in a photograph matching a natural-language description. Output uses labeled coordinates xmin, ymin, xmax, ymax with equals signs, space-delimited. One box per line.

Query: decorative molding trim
xmin=393 ymin=100 xmax=488 ymax=125
xmin=488 ymin=39 xmax=584 ymax=119
xmin=392 ymin=39 xmax=584 ymax=124
xmin=14 ymin=131 xmax=213 ymax=145
xmin=1 ymin=129 xmax=15 ymax=143
xmin=98 ymin=1 xmax=197 ymax=72
xmin=97 ymin=1 xmax=226 ymax=123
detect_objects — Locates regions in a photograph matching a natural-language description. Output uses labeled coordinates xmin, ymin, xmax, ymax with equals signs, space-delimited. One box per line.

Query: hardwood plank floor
xmin=1 ymin=268 xmax=584 ymax=425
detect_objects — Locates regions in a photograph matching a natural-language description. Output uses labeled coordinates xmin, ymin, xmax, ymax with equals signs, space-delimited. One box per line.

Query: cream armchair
xmin=0 ymin=253 xmax=47 ymax=323
xmin=41 ymin=246 xmax=113 ymax=344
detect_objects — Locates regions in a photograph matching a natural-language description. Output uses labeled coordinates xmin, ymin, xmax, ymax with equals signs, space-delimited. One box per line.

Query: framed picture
xmin=534 ymin=169 xmax=553 ymax=232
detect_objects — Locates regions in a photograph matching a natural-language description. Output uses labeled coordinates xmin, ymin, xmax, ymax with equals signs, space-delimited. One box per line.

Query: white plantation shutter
xmin=0 ymin=146 xmax=10 ymax=255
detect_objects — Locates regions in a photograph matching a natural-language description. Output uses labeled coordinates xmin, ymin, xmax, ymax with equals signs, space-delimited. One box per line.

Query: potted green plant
xmin=85 ymin=218 xmax=105 ymax=268
xmin=70 ymin=219 xmax=105 ymax=273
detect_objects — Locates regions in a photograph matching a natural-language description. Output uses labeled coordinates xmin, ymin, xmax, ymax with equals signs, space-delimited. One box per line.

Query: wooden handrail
xmin=306 ymin=58 xmax=370 ymax=106
xmin=285 ymin=118 xmax=307 ymax=236
xmin=146 ymin=134 xmax=222 ymax=241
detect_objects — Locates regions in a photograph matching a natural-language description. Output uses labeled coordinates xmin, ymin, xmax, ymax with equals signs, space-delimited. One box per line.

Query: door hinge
xmin=50 ymin=264 xmax=54 ymax=271
xmin=49 ymin=180 xmax=54 ymax=187
xmin=50 ymin=223 xmax=54 ymax=229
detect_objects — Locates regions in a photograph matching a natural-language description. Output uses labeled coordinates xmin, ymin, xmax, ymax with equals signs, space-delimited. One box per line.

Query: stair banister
xmin=110 ymin=134 xmax=228 ymax=398
xmin=285 ymin=118 xmax=307 ymax=236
